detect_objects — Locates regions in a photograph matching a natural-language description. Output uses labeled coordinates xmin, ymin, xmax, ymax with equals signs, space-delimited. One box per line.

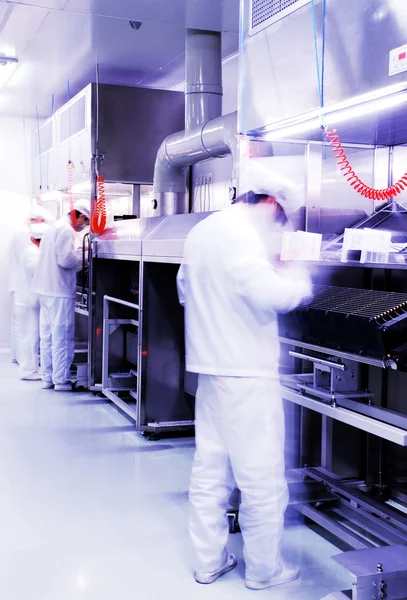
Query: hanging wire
xmin=45 ymin=94 xmax=55 ymax=192
xmin=311 ymin=0 xmax=327 ymax=157
xmin=95 ymin=63 xmax=100 ymax=157
xmin=36 ymin=106 xmax=43 ymax=194
xmin=310 ymin=0 xmax=324 ymax=120
xmin=66 ymin=80 xmax=78 ymax=229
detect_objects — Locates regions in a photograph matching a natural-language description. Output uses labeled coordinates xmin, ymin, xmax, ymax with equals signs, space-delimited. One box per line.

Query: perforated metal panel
xmin=250 ymin=0 xmax=311 ymax=34
xmin=34 ymin=119 xmax=54 ymax=157
xmin=59 ymin=95 xmax=86 ymax=144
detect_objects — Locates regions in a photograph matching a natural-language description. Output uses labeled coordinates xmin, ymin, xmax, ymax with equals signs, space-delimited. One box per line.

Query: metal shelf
xmin=281 ymin=386 xmax=407 ymax=446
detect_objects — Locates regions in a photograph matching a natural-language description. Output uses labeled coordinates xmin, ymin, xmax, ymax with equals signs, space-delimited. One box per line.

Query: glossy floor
xmin=0 ymin=355 xmax=350 ymax=599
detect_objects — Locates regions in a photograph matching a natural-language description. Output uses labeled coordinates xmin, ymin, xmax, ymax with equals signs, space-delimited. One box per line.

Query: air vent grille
xmin=59 ymin=95 xmax=86 ymax=143
xmin=251 ymin=0 xmax=310 ymax=32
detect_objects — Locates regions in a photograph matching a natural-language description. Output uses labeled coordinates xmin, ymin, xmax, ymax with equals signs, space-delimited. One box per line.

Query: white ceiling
xmin=0 ymin=0 xmax=239 ymax=117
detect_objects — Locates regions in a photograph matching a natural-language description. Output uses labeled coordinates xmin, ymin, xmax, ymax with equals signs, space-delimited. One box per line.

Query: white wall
xmin=0 ymin=116 xmax=33 ymax=348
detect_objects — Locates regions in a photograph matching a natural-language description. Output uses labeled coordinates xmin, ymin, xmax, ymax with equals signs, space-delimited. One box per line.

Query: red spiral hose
xmin=67 ymin=161 xmax=77 ymax=230
xmin=325 ymin=128 xmax=407 ymax=201
xmin=91 ymin=175 xmax=107 ymax=235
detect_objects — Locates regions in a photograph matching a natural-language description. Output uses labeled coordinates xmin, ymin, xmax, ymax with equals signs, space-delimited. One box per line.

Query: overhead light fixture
xmin=264 ymin=83 xmax=407 ymax=141
xmin=0 ymin=56 xmax=18 ymax=66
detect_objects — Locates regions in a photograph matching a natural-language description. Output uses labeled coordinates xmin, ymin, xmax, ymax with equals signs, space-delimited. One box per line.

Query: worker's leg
xmin=190 ymin=374 xmax=236 ymax=573
xmin=10 ymin=292 xmax=19 ymax=364
xmin=50 ymin=297 xmax=75 ymax=386
xmin=16 ymin=305 xmax=40 ymax=379
xmin=39 ymin=296 xmax=52 ymax=384
xmin=224 ymin=376 xmax=289 ymax=584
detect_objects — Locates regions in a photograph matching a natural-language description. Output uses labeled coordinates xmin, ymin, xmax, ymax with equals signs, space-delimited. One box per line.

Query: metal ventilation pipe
xmin=185 ymin=29 xmax=223 ymax=132
xmin=153 ymin=30 xmax=237 ymax=216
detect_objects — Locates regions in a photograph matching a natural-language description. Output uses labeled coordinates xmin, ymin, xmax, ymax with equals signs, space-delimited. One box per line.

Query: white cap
xmin=73 ymin=199 xmax=90 ymax=219
xmin=26 ymin=205 xmax=55 ymax=225
xmin=240 ymin=158 xmax=304 ymax=214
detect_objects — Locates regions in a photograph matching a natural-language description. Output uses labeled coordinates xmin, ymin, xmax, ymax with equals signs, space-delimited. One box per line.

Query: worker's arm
xmin=55 ymin=226 xmax=81 ymax=270
xmin=229 ymin=235 xmax=312 ymax=314
xmin=176 ymin=263 xmax=186 ymax=307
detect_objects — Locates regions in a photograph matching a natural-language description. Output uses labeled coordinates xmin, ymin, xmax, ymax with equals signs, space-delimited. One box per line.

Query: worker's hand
xmin=279 ymin=263 xmax=313 ymax=302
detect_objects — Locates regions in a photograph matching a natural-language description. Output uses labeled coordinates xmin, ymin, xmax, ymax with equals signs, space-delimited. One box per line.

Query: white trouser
xmin=190 ymin=374 xmax=288 ymax=583
xmin=15 ymin=305 xmax=40 ymax=378
xmin=39 ymin=295 xmax=75 ymax=386
xmin=10 ymin=292 xmax=19 ymax=363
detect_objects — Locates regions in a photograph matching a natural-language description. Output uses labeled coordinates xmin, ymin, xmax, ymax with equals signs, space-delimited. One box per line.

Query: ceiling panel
xmin=4 ymin=0 xmax=68 ymax=8
xmin=0 ymin=2 xmax=11 ymax=25
xmin=0 ymin=3 xmax=48 ymax=57
xmin=64 ymin=0 xmax=239 ymax=32
xmin=0 ymin=0 xmax=240 ymax=117
xmin=92 ymin=18 xmax=185 ymax=73
xmin=0 ymin=8 xmax=93 ymax=115
xmin=65 ymin=0 xmax=186 ymax=25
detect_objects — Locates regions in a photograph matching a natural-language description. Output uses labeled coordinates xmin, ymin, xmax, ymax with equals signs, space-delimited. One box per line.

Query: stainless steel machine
xmin=91 ymin=213 xmax=208 ymax=437
xmin=33 ymin=83 xmax=185 ymax=389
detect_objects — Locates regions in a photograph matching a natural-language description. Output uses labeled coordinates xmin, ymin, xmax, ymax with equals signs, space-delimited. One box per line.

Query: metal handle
xmin=103 ymin=295 xmax=140 ymax=311
xmin=289 ymin=351 xmax=346 ymax=371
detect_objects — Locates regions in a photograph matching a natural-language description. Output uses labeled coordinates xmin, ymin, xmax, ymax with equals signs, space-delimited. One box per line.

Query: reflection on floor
xmin=0 ymin=355 xmax=350 ymax=599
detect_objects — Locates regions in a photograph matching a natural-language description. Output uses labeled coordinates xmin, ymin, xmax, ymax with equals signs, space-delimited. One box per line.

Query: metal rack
xmin=101 ymin=295 xmax=140 ymax=423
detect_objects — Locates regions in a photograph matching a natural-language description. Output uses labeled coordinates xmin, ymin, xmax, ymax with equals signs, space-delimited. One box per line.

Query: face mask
xmin=30 ymin=222 xmax=47 ymax=237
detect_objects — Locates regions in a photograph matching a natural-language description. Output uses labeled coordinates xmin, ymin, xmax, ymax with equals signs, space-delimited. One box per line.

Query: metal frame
xmin=282 ymin=386 xmax=407 ymax=446
xmin=280 ymin=337 xmax=387 ymax=368
xmin=101 ymin=295 xmax=140 ymax=424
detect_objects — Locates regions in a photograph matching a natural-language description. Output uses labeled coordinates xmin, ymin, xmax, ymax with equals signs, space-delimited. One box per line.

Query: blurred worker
xmin=32 ymin=200 xmax=90 ymax=391
xmin=9 ymin=205 xmax=55 ymax=365
xmin=177 ymin=160 xmax=312 ymax=590
xmin=14 ymin=221 xmax=51 ymax=380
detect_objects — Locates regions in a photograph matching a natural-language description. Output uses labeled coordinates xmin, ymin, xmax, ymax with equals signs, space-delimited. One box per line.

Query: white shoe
xmin=54 ymin=383 xmax=73 ymax=392
xmin=42 ymin=381 xmax=54 ymax=390
xmin=21 ymin=372 xmax=42 ymax=381
xmin=194 ymin=553 xmax=237 ymax=585
xmin=245 ymin=563 xmax=300 ymax=590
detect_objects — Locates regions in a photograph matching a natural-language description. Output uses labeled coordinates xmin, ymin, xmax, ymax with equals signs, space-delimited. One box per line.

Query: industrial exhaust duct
xmin=153 ymin=29 xmax=238 ymax=216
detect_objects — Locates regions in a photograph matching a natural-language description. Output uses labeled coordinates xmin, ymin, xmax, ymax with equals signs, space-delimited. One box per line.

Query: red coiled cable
xmin=91 ymin=175 xmax=107 ymax=235
xmin=325 ymin=128 xmax=407 ymax=201
xmin=67 ymin=161 xmax=77 ymax=230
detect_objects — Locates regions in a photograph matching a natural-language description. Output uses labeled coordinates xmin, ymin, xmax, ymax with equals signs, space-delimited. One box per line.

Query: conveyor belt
xmin=279 ymin=286 xmax=407 ymax=370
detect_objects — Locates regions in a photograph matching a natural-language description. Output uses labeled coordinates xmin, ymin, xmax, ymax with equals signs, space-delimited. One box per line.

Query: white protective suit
xmin=8 ymin=206 xmax=55 ymax=364
xmin=14 ymin=241 xmax=42 ymax=379
xmin=9 ymin=227 xmax=31 ymax=363
xmin=32 ymin=215 xmax=83 ymax=386
xmin=177 ymin=201 xmax=312 ymax=583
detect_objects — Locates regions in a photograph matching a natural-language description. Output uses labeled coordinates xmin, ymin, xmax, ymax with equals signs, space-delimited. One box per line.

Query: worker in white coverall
xmin=14 ymin=222 xmax=51 ymax=380
xmin=9 ymin=206 xmax=55 ymax=365
xmin=177 ymin=159 xmax=312 ymax=590
xmin=32 ymin=200 xmax=90 ymax=391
